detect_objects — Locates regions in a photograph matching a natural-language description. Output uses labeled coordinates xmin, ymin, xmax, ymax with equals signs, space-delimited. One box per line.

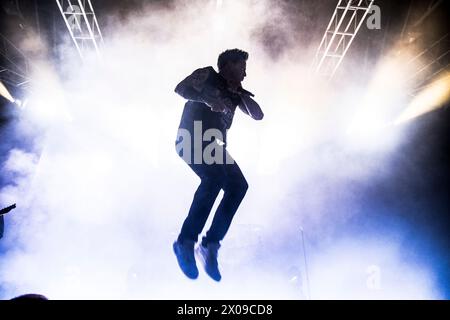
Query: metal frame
xmin=407 ymin=33 xmax=449 ymax=95
xmin=312 ymin=0 xmax=375 ymax=80
xmin=412 ymin=0 xmax=443 ymax=28
xmin=402 ymin=0 xmax=448 ymax=97
xmin=55 ymin=0 xmax=103 ymax=59
xmin=0 ymin=33 xmax=31 ymax=89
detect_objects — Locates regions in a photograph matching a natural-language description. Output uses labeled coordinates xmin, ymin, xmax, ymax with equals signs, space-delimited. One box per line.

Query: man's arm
xmin=174 ymin=67 xmax=212 ymax=102
xmin=174 ymin=67 xmax=230 ymax=113
xmin=239 ymin=94 xmax=264 ymax=120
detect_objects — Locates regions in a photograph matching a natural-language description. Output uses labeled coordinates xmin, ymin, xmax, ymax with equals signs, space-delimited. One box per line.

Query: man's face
xmin=228 ymin=60 xmax=247 ymax=83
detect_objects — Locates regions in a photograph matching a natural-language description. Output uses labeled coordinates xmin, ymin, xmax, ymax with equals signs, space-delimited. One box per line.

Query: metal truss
xmin=0 ymin=33 xmax=31 ymax=89
xmin=405 ymin=0 xmax=448 ymax=95
xmin=408 ymin=33 xmax=449 ymax=88
xmin=406 ymin=33 xmax=449 ymax=98
xmin=55 ymin=0 xmax=103 ymax=59
xmin=411 ymin=0 xmax=443 ymax=28
xmin=312 ymin=0 xmax=374 ymax=80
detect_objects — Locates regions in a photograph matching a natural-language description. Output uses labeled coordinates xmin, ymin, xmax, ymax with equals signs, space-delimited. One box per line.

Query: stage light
xmin=0 ymin=80 xmax=15 ymax=103
xmin=396 ymin=74 xmax=450 ymax=124
xmin=0 ymin=81 xmax=29 ymax=109
xmin=344 ymin=45 xmax=417 ymax=150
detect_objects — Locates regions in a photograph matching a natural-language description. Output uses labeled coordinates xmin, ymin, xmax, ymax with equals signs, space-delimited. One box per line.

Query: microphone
xmin=237 ymin=87 xmax=255 ymax=97
xmin=0 ymin=204 xmax=16 ymax=215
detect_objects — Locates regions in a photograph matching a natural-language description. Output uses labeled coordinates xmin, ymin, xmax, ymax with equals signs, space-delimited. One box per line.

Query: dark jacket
xmin=177 ymin=66 xmax=242 ymax=145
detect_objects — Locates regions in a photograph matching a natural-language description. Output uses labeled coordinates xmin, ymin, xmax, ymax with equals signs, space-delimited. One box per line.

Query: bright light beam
xmin=0 ymin=80 xmax=15 ymax=103
xmin=396 ymin=73 xmax=450 ymax=124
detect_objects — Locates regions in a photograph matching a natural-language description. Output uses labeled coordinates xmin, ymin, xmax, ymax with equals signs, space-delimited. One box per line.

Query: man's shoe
xmin=173 ymin=240 xmax=199 ymax=280
xmin=196 ymin=242 xmax=222 ymax=281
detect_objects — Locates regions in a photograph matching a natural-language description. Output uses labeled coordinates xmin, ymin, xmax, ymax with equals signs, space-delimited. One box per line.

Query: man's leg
xmin=201 ymin=157 xmax=248 ymax=246
xmin=173 ymin=161 xmax=223 ymax=280
xmin=177 ymin=164 xmax=222 ymax=243
xmin=175 ymin=138 xmax=225 ymax=243
xmin=195 ymin=152 xmax=248 ymax=281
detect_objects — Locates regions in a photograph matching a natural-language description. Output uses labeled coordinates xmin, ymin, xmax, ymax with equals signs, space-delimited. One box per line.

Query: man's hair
xmin=217 ymin=49 xmax=248 ymax=72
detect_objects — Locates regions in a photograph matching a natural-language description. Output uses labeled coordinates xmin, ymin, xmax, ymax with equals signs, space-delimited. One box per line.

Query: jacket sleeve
xmin=174 ymin=67 xmax=215 ymax=102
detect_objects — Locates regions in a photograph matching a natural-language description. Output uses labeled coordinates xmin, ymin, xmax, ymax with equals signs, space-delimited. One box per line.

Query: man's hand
xmin=239 ymin=94 xmax=264 ymax=120
xmin=203 ymin=96 xmax=232 ymax=113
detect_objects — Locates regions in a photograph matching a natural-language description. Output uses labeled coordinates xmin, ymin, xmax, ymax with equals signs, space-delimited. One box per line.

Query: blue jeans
xmin=176 ymin=144 xmax=248 ymax=246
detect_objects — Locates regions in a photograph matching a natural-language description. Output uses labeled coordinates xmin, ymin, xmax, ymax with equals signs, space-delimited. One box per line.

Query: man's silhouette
xmin=173 ymin=49 xmax=263 ymax=281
